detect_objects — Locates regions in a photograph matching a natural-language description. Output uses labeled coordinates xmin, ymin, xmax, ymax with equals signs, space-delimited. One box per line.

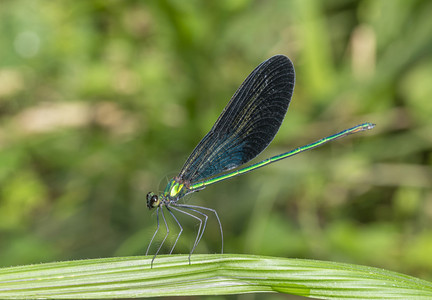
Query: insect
xmin=146 ymin=55 xmax=374 ymax=266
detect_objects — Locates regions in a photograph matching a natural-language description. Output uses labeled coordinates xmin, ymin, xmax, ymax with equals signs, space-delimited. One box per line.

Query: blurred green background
xmin=1 ymin=0 xmax=432 ymax=288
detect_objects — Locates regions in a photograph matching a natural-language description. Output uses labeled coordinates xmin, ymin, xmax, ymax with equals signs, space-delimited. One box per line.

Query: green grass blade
xmin=0 ymin=254 xmax=431 ymax=299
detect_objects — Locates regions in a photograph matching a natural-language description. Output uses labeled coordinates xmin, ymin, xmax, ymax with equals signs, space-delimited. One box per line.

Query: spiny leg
xmin=151 ymin=207 xmax=169 ymax=268
xmin=175 ymin=207 xmax=208 ymax=259
xmin=165 ymin=206 xmax=183 ymax=254
xmin=146 ymin=206 xmax=160 ymax=256
xmin=169 ymin=205 xmax=203 ymax=264
xmin=177 ymin=204 xmax=224 ymax=254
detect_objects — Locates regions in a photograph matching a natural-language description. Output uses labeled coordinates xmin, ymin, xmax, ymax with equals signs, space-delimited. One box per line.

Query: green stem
xmin=0 ymin=254 xmax=431 ymax=299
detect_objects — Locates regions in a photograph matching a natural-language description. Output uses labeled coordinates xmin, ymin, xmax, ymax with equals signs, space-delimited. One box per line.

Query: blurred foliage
xmin=0 ymin=0 xmax=431 ymax=291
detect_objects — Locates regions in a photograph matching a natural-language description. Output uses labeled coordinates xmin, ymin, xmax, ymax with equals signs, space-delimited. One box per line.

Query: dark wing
xmin=178 ymin=55 xmax=295 ymax=184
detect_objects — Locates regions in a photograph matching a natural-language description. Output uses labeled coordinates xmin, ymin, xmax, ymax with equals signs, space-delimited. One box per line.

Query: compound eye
xmin=146 ymin=192 xmax=159 ymax=209
xmin=146 ymin=192 xmax=153 ymax=201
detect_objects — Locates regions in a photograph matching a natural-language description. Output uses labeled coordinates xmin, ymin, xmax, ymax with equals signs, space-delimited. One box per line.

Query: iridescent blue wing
xmin=178 ymin=55 xmax=295 ymax=184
